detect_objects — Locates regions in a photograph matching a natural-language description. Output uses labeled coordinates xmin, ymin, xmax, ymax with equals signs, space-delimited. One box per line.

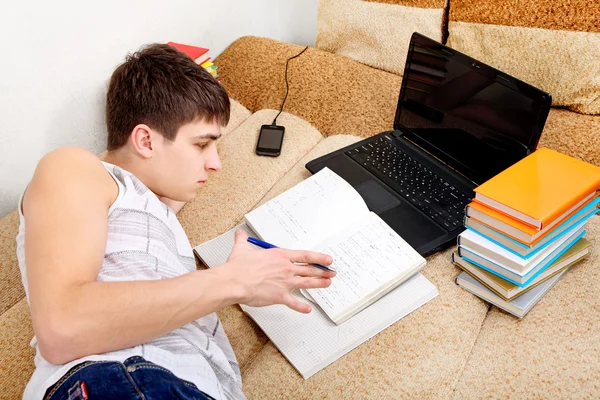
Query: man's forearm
xmin=40 ymin=268 xmax=241 ymax=365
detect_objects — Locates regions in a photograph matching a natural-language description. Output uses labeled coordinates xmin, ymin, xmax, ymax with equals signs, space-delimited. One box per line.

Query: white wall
xmin=0 ymin=0 xmax=318 ymax=218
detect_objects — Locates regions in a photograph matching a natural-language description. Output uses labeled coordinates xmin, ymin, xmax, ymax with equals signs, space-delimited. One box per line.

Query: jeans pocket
xmin=44 ymin=361 xmax=119 ymax=400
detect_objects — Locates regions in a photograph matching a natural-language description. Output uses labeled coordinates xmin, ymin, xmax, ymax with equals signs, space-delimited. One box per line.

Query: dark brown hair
xmin=106 ymin=43 xmax=230 ymax=151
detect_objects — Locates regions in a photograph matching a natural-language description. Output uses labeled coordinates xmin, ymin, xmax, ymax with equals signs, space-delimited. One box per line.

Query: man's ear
xmin=130 ymin=124 xmax=154 ymax=159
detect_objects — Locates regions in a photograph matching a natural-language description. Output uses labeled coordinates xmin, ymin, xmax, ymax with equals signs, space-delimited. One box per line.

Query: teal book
xmin=458 ymin=220 xmax=586 ymax=287
xmin=463 ymin=198 xmax=599 ymax=258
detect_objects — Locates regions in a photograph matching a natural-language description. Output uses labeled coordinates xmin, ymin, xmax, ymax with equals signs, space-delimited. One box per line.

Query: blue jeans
xmin=43 ymin=356 xmax=215 ymax=400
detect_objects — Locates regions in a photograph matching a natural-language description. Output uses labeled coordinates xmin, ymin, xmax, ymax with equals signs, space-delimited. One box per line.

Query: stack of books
xmin=167 ymin=42 xmax=220 ymax=81
xmin=454 ymin=148 xmax=600 ymax=318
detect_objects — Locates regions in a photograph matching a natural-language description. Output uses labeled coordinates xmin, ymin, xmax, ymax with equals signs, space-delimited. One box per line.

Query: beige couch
xmin=2 ymin=1 xmax=600 ymax=398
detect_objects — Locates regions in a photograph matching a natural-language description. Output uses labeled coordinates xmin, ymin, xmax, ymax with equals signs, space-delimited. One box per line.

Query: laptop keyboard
xmin=346 ymin=135 xmax=471 ymax=231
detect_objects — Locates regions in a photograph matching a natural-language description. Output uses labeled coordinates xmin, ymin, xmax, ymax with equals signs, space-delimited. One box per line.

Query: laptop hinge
xmin=391 ymin=129 xmax=404 ymax=140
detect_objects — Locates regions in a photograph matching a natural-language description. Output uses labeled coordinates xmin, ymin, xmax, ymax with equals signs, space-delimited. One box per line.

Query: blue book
xmin=458 ymin=220 xmax=586 ymax=287
xmin=463 ymin=200 xmax=598 ymax=258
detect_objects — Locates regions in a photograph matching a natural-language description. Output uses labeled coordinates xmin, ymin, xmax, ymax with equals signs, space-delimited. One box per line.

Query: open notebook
xmin=194 ymin=223 xmax=438 ymax=379
xmin=244 ymin=167 xmax=427 ymax=324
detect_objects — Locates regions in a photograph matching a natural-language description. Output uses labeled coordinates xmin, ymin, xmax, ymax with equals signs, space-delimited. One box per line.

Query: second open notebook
xmin=242 ymin=167 xmax=427 ymax=324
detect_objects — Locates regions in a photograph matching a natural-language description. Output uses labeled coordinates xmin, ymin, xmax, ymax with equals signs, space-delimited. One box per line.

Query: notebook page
xmin=244 ymin=168 xmax=369 ymax=249
xmin=241 ymin=273 xmax=437 ymax=378
xmin=193 ymin=223 xmax=438 ymax=378
xmin=193 ymin=223 xmax=255 ymax=267
xmin=307 ymin=212 xmax=426 ymax=324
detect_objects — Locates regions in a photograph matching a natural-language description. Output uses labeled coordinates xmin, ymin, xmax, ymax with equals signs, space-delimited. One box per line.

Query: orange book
xmin=465 ymin=197 xmax=598 ymax=245
xmin=473 ymin=148 xmax=600 ymax=230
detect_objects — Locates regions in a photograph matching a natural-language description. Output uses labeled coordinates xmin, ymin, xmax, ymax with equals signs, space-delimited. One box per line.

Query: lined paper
xmin=245 ymin=168 xmax=369 ymax=249
xmin=308 ymin=213 xmax=425 ymax=324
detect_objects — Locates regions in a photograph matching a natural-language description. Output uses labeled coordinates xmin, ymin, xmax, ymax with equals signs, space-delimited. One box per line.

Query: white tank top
xmin=16 ymin=161 xmax=245 ymax=400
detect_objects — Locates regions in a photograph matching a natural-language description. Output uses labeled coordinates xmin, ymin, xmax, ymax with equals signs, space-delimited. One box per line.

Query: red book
xmin=167 ymin=42 xmax=210 ymax=63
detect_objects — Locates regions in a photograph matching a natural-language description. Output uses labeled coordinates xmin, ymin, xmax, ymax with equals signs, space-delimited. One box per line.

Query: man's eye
xmin=196 ymin=143 xmax=209 ymax=149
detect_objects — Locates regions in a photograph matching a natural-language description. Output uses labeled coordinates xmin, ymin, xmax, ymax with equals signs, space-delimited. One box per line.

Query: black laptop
xmin=305 ymin=32 xmax=551 ymax=257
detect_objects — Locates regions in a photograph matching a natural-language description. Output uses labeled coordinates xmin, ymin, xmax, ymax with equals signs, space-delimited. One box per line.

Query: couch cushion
xmin=253 ymin=135 xmax=362 ymax=207
xmin=0 ymin=298 xmax=35 ymax=399
xmin=215 ymin=37 xmax=402 ymax=139
xmin=538 ymin=108 xmax=600 ymax=167
xmin=447 ymin=0 xmax=600 ymax=114
xmin=221 ymin=98 xmax=251 ymax=139
xmin=240 ymin=135 xmax=489 ymax=399
xmin=316 ymin=0 xmax=446 ymax=75
xmin=0 ymin=211 xmax=25 ymax=316
xmin=177 ymin=109 xmax=324 ymax=371
xmin=454 ymin=216 xmax=600 ymax=399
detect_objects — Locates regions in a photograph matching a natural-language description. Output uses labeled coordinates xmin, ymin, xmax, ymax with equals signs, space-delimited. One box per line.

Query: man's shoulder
xmin=29 ymin=147 xmax=117 ymax=204
xmin=40 ymin=146 xmax=103 ymax=166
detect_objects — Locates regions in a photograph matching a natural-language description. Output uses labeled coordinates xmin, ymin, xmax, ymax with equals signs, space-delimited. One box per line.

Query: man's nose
xmin=206 ymin=146 xmax=222 ymax=172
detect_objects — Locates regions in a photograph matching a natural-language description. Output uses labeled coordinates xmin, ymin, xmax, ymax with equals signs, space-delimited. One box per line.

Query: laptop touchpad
xmin=355 ymin=180 xmax=401 ymax=214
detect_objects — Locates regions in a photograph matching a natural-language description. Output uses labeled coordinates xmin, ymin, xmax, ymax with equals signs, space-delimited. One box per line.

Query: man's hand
xmin=217 ymin=229 xmax=336 ymax=313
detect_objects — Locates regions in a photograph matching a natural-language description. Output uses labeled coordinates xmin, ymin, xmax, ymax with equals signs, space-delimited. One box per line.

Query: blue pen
xmin=247 ymin=237 xmax=334 ymax=272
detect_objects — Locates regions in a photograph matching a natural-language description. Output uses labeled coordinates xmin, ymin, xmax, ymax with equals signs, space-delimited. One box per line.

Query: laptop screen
xmin=394 ymin=33 xmax=551 ymax=185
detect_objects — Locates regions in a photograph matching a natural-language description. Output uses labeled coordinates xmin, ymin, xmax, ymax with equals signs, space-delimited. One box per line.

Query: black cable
xmin=272 ymin=46 xmax=309 ymax=126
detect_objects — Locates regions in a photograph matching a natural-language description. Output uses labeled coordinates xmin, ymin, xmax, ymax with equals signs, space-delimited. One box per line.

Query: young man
xmin=17 ymin=44 xmax=335 ymax=399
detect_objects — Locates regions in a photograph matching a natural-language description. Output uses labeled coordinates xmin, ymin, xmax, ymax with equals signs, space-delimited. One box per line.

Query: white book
xmin=458 ymin=219 xmax=587 ymax=273
xmin=464 ymin=202 xmax=597 ymax=258
xmin=452 ymin=237 xmax=590 ymax=300
xmin=193 ymin=223 xmax=438 ymax=379
xmin=458 ymin=221 xmax=586 ymax=286
xmin=244 ymin=167 xmax=427 ymax=325
xmin=455 ymin=269 xmax=569 ymax=319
